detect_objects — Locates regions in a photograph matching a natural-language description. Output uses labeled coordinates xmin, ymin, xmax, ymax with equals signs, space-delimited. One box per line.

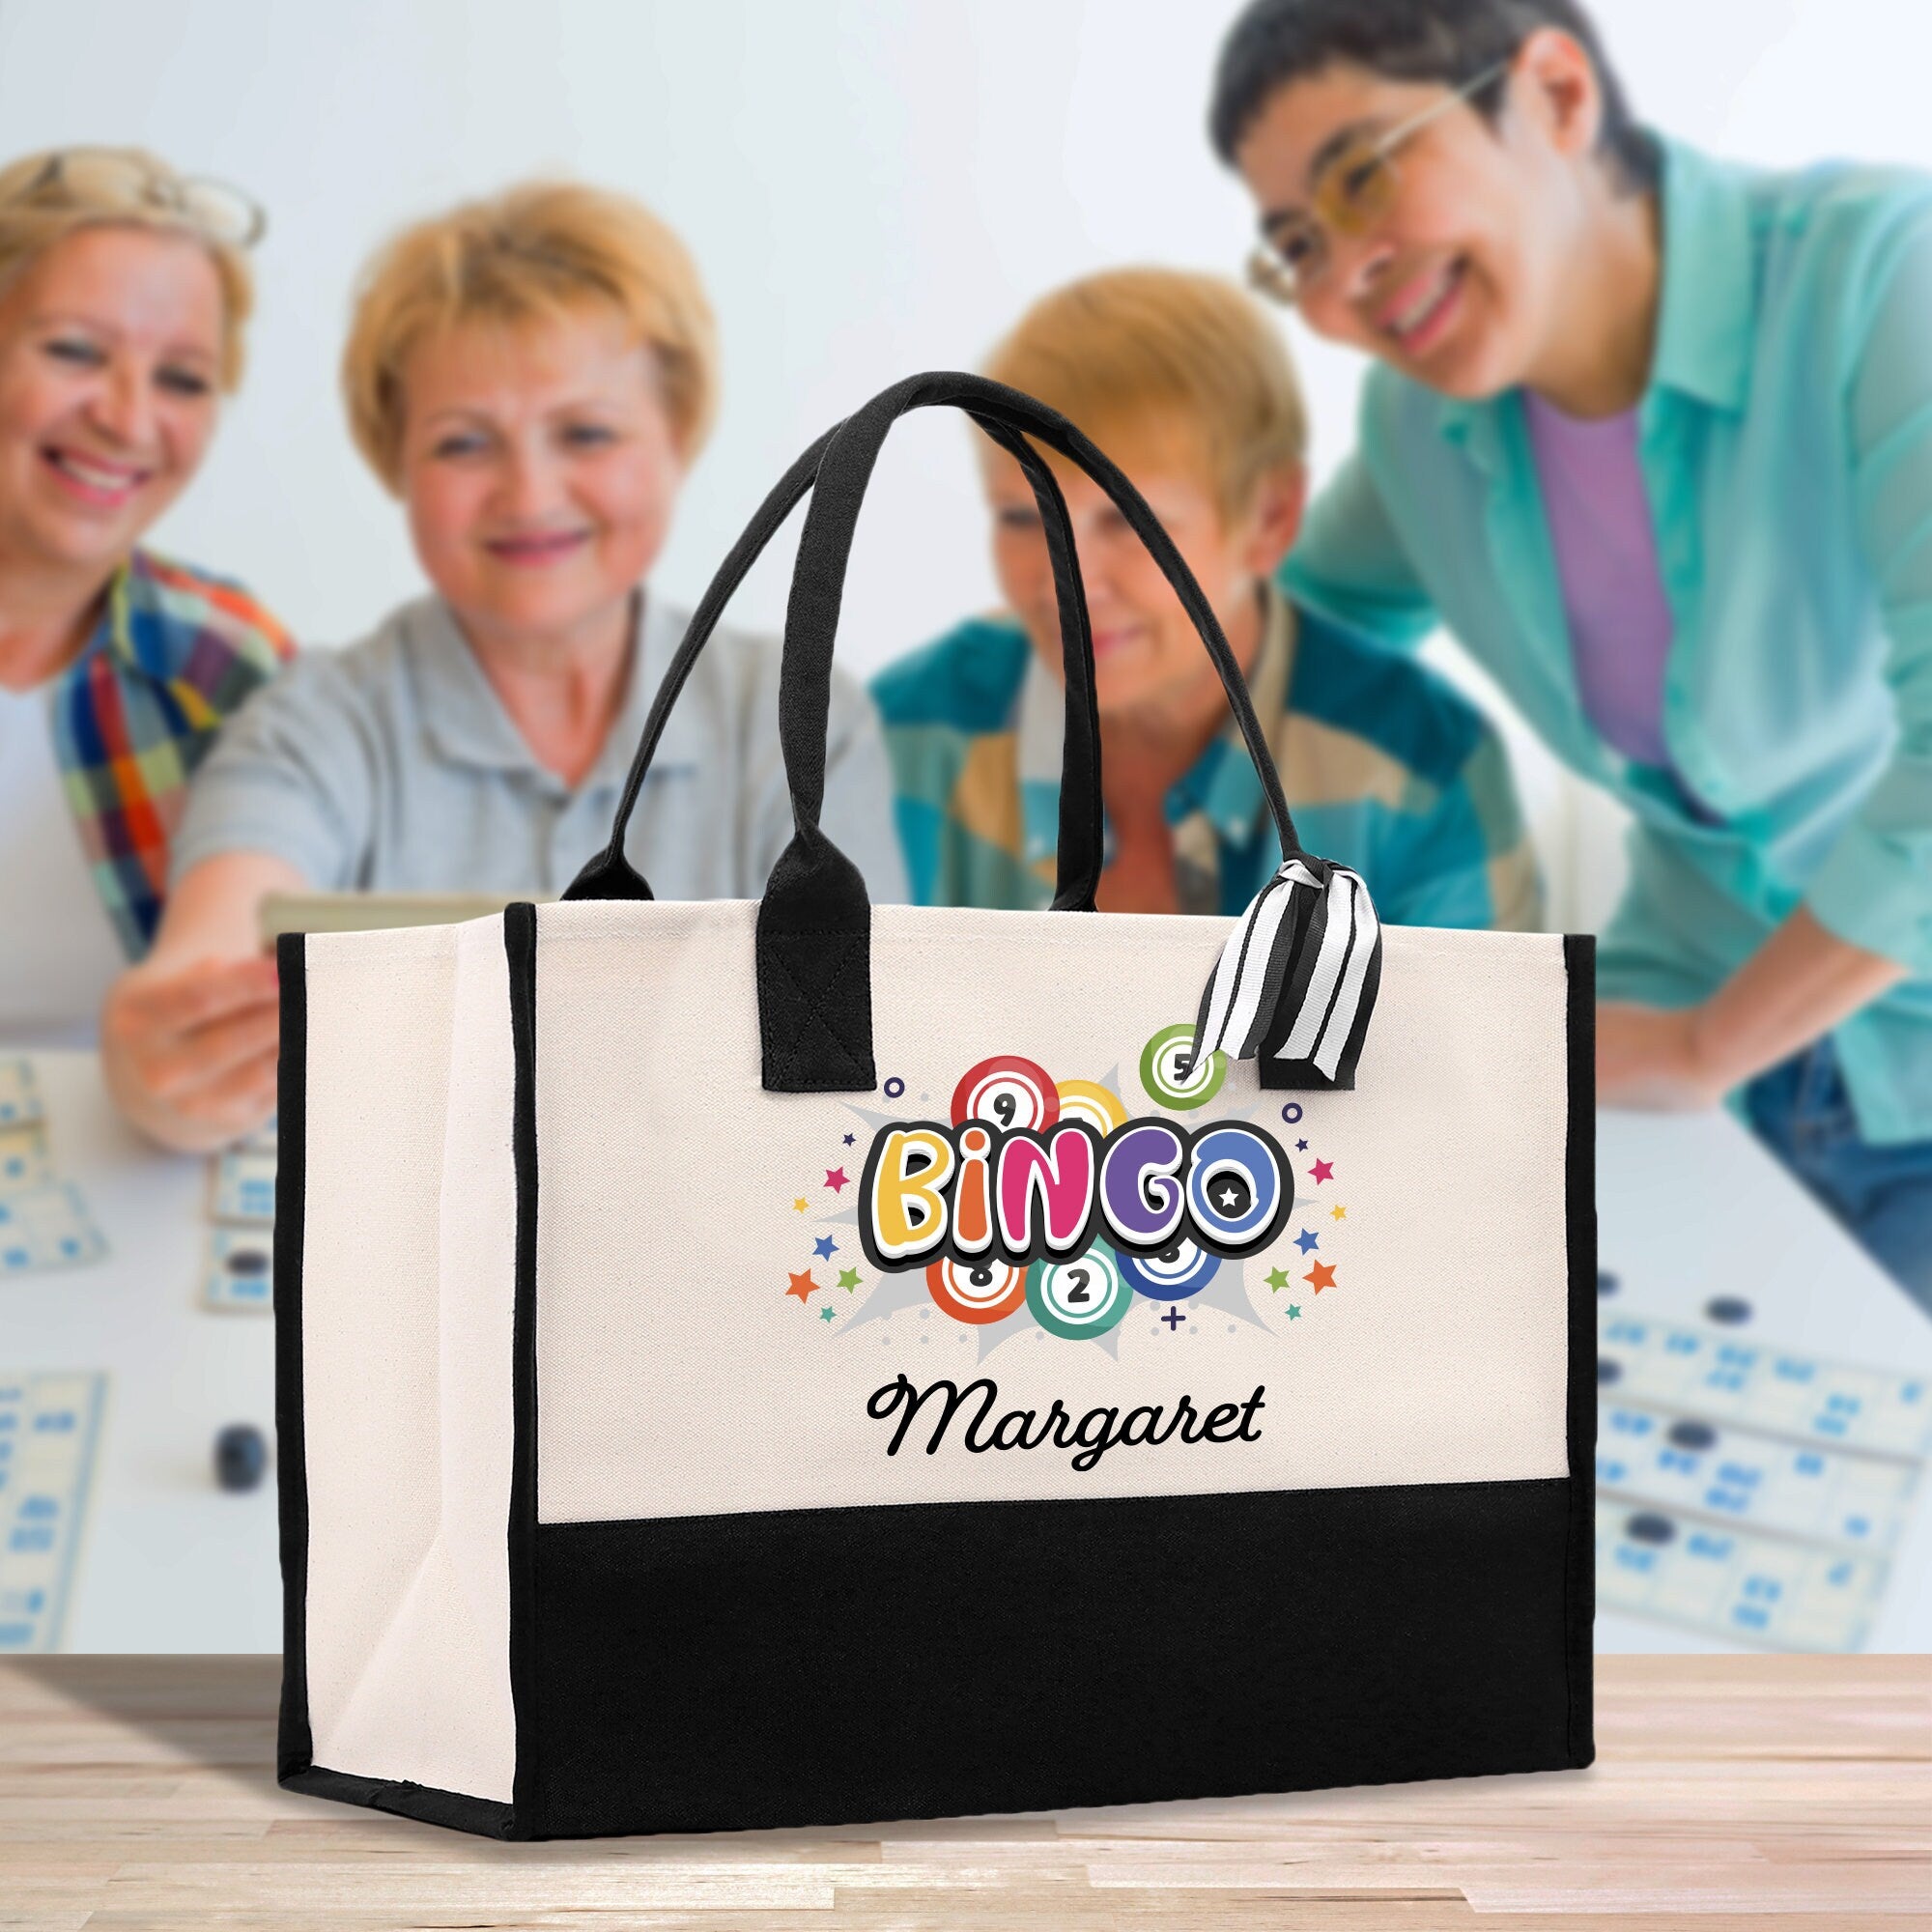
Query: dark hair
xmin=1209 ymin=0 xmax=1658 ymax=194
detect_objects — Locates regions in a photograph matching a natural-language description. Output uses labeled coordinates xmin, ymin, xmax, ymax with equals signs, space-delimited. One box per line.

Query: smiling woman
xmin=99 ymin=179 xmax=906 ymax=1154
xmin=1210 ymin=0 xmax=1932 ymax=1304
xmin=0 ymin=147 xmax=291 ymax=1048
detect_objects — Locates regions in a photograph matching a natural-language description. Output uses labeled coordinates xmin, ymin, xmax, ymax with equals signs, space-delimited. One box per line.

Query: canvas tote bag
xmin=274 ymin=372 xmax=1596 ymax=1841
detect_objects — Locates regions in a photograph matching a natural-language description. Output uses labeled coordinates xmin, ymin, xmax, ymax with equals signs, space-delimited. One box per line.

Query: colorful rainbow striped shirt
xmin=46 ymin=549 xmax=293 ymax=958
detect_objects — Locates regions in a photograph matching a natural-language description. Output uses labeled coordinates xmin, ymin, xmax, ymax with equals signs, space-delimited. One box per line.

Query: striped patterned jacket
xmin=868 ymin=582 xmax=1541 ymax=932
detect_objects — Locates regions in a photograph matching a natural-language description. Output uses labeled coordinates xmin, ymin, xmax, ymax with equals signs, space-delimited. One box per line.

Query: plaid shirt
xmin=46 ymin=550 xmax=293 ymax=959
xmin=869 ymin=583 xmax=1542 ymax=929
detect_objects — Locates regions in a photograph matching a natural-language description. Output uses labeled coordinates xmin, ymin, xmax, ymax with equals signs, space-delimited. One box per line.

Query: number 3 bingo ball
xmin=952 ymin=1055 xmax=1059 ymax=1134
xmin=1116 ymin=1237 xmax=1222 ymax=1302
xmin=926 ymin=1257 xmax=1027 ymax=1324
xmin=1026 ymin=1247 xmax=1131 ymax=1340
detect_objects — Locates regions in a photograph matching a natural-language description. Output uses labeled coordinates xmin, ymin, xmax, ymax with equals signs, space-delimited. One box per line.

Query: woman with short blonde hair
xmin=980 ymin=266 xmax=1308 ymax=523
xmin=0 ymin=146 xmax=290 ymax=1048
xmin=340 ymin=179 xmax=720 ymax=488
xmin=105 ymin=178 xmax=903 ymax=1151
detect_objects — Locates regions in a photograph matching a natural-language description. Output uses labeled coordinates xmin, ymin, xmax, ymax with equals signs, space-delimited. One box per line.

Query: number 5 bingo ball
xmin=1140 ymin=1024 xmax=1226 ymax=1110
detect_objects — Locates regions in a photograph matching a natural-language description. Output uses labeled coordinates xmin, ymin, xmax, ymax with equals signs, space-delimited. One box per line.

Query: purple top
xmin=1523 ymin=394 xmax=1677 ymax=772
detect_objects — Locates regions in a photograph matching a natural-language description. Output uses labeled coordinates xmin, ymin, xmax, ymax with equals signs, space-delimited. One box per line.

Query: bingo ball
xmin=1055 ymin=1078 xmax=1128 ymax=1137
xmin=1140 ymin=1024 xmax=1226 ymax=1111
xmin=952 ymin=1054 xmax=1059 ymax=1134
xmin=1026 ymin=1247 xmax=1131 ymax=1341
xmin=1117 ymin=1237 xmax=1222 ymax=1302
xmin=926 ymin=1256 xmax=1027 ymax=1324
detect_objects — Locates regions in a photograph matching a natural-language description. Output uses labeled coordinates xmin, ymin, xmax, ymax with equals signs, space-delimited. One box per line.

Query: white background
xmin=1 ymin=0 xmax=1924 ymax=923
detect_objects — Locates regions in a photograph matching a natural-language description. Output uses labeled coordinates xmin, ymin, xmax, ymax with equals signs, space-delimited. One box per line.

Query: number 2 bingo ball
xmin=1026 ymin=1247 xmax=1131 ymax=1340
xmin=926 ymin=1256 xmax=1027 ymax=1324
xmin=1140 ymin=1024 xmax=1227 ymax=1110
xmin=1116 ymin=1237 xmax=1222 ymax=1302
xmin=952 ymin=1055 xmax=1059 ymax=1134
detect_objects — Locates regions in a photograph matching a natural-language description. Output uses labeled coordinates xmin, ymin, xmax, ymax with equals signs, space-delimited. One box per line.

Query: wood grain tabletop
xmin=2 ymin=1654 xmax=1928 ymax=1929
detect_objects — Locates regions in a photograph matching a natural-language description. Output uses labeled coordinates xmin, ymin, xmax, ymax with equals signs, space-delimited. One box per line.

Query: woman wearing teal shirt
xmin=1211 ymin=0 xmax=1932 ymax=1302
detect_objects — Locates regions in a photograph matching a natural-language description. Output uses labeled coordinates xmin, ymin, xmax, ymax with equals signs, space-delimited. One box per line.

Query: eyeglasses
xmin=8 ymin=148 xmax=267 ymax=249
xmin=1246 ymin=58 xmax=1511 ymax=305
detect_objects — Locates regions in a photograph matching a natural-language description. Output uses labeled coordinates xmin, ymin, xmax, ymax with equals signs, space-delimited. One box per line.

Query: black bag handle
xmin=565 ymin=405 xmax=1112 ymax=914
xmin=771 ymin=373 xmax=1309 ymax=877
xmin=565 ymin=372 xmax=1329 ymax=1093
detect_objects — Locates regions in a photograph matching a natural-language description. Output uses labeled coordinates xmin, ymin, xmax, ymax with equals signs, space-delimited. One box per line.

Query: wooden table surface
xmin=2 ymin=1655 xmax=1929 ymax=1929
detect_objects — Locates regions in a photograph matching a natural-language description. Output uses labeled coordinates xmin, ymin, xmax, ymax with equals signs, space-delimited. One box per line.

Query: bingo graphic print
xmin=796 ymin=1037 xmax=1344 ymax=1361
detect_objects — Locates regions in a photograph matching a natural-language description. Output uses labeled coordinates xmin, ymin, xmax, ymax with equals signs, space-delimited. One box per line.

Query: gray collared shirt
xmin=171 ymin=590 xmax=909 ymax=904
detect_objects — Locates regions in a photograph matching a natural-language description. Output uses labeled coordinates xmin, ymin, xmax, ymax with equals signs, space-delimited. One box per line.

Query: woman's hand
xmin=1595 ymin=1001 xmax=1730 ymax=1112
xmin=101 ymin=952 xmax=282 ymax=1153
xmin=99 ymin=850 xmax=308 ymax=1153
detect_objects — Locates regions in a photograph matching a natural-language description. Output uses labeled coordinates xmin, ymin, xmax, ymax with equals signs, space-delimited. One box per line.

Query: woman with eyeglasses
xmin=0 ymin=147 xmax=288 ymax=1049
xmin=1211 ymin=0 xmax=1932 ymax=1305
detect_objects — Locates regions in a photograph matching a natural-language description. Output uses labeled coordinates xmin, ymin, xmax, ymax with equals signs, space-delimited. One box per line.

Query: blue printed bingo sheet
xmin=0 ymin=1123 xmax=51 ymax=1190
xmin=0 ymin=1372 xmax=106 ymax=1653
xmin=0 ymin=1180 xmax=108 ymax=1274
xmin=201 ymin=1224 xmax=274 ymax=1312
xmin=1600 ymin=1312 xmax=1931 ymax=1459
xmin=1598 ymin=1504 xmax=1887 ymax=1653
xmin=1596 ymin=1308 xmax=1925 ymax=1650
xmin=203 ymin=1122 xmax=277 ymax=1312
xmin=1599 ymin=1400 xmax=1918 ymax=1553
xmin=0 ymin=1060 xmax=43 ymax=1131
xmin=211 ymin=1147 xmax=276 ymax=1226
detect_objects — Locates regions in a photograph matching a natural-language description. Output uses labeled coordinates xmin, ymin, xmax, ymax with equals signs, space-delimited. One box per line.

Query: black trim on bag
xmin=275 ymin=919 xmax=545 ymax=1841
xmin=272 ymin=931 xmax=311 ymax=1784
xmin=505 ymin=901 xmax=544 ymax=1839
xmin=281 ymin=1764 xmax=517 ymax=1838
xmin=1562 ymin=933 xmax=1599 ymax=1768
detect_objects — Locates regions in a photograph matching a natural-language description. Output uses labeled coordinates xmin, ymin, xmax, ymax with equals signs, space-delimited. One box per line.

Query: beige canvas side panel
xmin=532 ymin=901 xmax=1576 ymax=1522
xmin=299 ymin=919 xmax=517 ymax=1804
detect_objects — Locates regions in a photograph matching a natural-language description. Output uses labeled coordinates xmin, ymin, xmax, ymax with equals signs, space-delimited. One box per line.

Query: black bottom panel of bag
xmin=527 ymin=1474 xmax=1589 ymax=1839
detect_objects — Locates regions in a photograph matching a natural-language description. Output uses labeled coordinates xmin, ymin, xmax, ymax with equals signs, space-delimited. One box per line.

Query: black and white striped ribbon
xmin=1181 ymin=855 xmax=1383 ymax=1089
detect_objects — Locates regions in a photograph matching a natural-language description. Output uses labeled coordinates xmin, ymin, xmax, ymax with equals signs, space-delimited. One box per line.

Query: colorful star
xmin=825 ymin=1166 xmax=850 ymax=1193
xmin=842 ymin=1132 xmax=856 ymax=1146
xmin=1287 ymin=1304 xmax=1302 ymax=1320
xmin=1293 ymin=1229 xmax=1321 ymax=1254
xmin=812 ymin=1235 xmax=838 ymax=1260
xmin=838 ymin=1266 xmax=862 ymax=1291
xmin=1265 ymin=1266 xmax=1290 ymax=1292
xmin=1331 ymin=1204 xmax=1347 ymax=1221
xmin=1305 ymin=1261 xmax=1336 ymax=1293
xmin=1310 ymin=1158 xmax=1335 ymax=1184
xmin=786 ymin=1268 xmax=821 ymax=1303
xmin=819 ymin=1306 xmax=837 ymax=1322
xmin=792 ymin=1197 xmax=808 ymax=1213
xmin=1295 ymin=1139 xmax=1308 ymax=1151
